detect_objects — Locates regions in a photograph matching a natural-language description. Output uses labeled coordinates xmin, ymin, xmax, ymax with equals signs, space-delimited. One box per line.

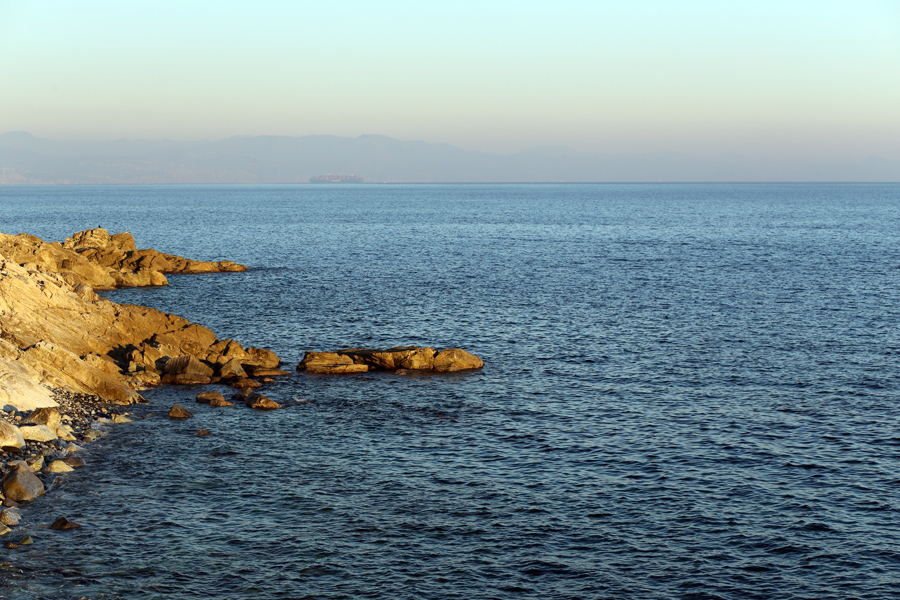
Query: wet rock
xmin=244 ymin=347 xmax=280 ymax=369
xmin=1 ymin=464 xmax=45 ymax=502
xmin=111 ymin=413 xmax=132 ymax=423
xmin=0 ymin=509 xmax=19 ymax=527
xmin=0 ymin=524 xmax=10 ymax=536
xmin=244 ymin=393 xmax=282 ymax=410
xmin=19 ymin=535 xmax=32 ymax=545
xmin=46 ymin=460 xmax=75 ymax=473
xmin=196 ymin=430 xmax=211 ymax=436
xmin=196 ymin=391 xmax=225 ymax=404
xmin=432 ymin=348 xmax=485 ymax=372
xmin=0 ymin=422 xmax=25 ymax=450
xmin=168 ymin=403 xmax=193 ymax=418
xmin=245 ymin=366 xmax=290 ymax=377
xmin=229 ymin=378 xmax=262 ymax=390
xmin=51 ymin=517 xmax=81 ymax=530
xmin=19 ymin=424 xmax=58 ymax=442
xmin=60 ymin=456 xmax=86 ymax=468
xmin=209 ymin=396 xmax=235 ymax=407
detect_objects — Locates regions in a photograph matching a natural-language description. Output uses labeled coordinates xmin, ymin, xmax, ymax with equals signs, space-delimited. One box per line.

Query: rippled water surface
xmin=1 ymin=183 xmax=900 ymax=599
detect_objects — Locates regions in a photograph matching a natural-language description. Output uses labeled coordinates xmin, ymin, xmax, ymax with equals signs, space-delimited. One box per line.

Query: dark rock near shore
xmin=51 ymin=517 xmax=81 ymax=530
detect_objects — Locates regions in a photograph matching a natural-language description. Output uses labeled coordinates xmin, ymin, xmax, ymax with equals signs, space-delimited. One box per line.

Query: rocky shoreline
xmin=0 ymin=227 xmax=483 ymax=549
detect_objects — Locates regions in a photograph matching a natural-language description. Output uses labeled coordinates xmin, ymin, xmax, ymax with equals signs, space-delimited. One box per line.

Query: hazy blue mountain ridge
xmin=1 ymin=132 xmax=897 ymax=183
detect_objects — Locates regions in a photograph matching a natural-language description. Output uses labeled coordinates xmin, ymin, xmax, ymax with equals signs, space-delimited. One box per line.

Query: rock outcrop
xmin=297 ymin=346 xmax=483 ymax=374
xmin=0 ymin=228 xmax=245 ymax=290
xmin=0 ymin=229 xmax=280 ymax=412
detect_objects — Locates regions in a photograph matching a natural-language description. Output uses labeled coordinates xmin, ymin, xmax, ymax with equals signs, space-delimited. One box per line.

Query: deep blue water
xmin=1 ymin=183 xmax=900 ymax=599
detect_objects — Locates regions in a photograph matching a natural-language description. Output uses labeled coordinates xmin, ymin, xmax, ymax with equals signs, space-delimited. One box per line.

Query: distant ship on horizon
xmin=309 ymin=174 xmax=364 ymax=183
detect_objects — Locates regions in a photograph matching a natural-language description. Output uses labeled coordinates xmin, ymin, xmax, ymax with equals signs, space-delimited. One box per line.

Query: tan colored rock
xmin=209 ymin=396 xmax=235 ymax=407
xmin=432 ymin=348 xmax=484 ymax=372
xmin=45 ymin=459 xmax=74 ymax=473
xmin=25 ymin=455 xmax=44 ymax=472
xmin=230 ymin=378 xmax=262 ymax=390
xmin=164 ymin=355 xmax=214 ymax=377
xmin=1 ymin=464 xmax=44 ymax=502
xmin=218 ymin=357 xmax=247 ymax=379
xmin=196 ymin=391 xmax=225 ymax=404
xmin=168 ymin=403 xmax=193 ymax=418
xmin=340 ymin=347 xmax=437 ymax=370
xmin=25 ymin=407 xmax=61 ymax=430
xmin=245 ymin=366 xmax=290 ymax=377
xmin=0 ymin=421 xmax=25 ymax=450
xmin=160 ymin=373 xmax=212 ymax=385
xmin=245 ymin=394 xmax=282 ymax=410
xmin=302 ymin=362 xmax=369 ymax=374
xmin=245 ymin=347 xmax=280 ymax=369
xmin=55 ymin=423 xmax=77 ymax=441
xmin=19 ymin=424 xmax=57 ymax=442
xmin=0 ymin=508 xmax=20 ymax=526
xmin=60 ymin=456 xmax=86 ymax=468
xmin=111 ymin=413 xmax=132 ymax=423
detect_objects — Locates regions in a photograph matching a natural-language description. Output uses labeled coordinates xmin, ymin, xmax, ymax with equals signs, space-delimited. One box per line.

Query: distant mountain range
xmin=1 ymin=131 xmax=897 ymax=183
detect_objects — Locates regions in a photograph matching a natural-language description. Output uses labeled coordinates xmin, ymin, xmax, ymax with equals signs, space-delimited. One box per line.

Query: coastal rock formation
xmin=0 ymin=228 xmax=246 ymax=290
xmin=297 ymin=346 xmax=483 ymax=374
xmin=0 ymin=230 xmax=281 ymax=412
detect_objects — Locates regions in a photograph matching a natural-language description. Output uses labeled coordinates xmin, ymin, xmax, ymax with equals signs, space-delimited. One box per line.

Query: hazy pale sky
xmin=1 ymin=0 xmax=898 ymax=158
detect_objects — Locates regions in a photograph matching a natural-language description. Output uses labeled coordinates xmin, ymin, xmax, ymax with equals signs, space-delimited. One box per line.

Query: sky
xmin=1 ymin=0 xmax=899 ymax=160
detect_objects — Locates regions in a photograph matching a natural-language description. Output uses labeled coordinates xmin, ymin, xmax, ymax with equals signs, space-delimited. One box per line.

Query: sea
xmin=0 ymin=183 xmax=899 ymax=599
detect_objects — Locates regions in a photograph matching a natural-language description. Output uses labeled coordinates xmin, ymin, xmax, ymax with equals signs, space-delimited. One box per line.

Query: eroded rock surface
xmin=0 ymin=230 xmax=281 ymax=411
xmin=298 ymin=346 xmax=483 ymax=374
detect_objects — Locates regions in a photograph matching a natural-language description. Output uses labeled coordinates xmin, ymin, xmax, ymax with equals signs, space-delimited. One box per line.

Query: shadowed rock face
xmin=297 ymin=346 xmax=483 ymax=374
xmin=0 ymin=229 xmax=279 ymax=411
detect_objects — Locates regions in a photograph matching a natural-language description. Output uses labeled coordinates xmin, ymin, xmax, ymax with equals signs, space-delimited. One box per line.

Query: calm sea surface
xmin=1 ymin=183 xmax=899 ymax=599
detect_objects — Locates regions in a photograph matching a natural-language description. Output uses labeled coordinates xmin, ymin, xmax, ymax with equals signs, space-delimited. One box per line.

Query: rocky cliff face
xmin=0 ymin=229 xmax=277 ymax=412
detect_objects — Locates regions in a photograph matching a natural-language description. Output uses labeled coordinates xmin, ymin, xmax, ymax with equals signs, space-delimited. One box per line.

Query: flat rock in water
xmin=245 ymin=394 xmax=282 ymax=410
xmin=303 ymin=362 xmax=369 ymax=374
xmin=1 ymin=465 xmax=45 ymax=502
xmin=298 ymin=346 xmax=484 ymax=373
xmin=0 ymin=422 xmax=25 ymax=450
xmin=196 ymin=391 xmax=225 ymax=404
xmin=168 ymin=403 xmax=193 ymax=418
xmin=245 ymin=367 xmax=290 ymax=377
xmin=432 ymin=348 xmax=485 ymax=372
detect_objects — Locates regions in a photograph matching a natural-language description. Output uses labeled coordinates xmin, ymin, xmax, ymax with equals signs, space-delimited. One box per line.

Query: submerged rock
xmin=244 ymin=394 xmax=282 ymax=410
xmin=50 ymin=517 xmax=80 ymax=530
xmin=168 ymin=404 xmax=194 ymax=419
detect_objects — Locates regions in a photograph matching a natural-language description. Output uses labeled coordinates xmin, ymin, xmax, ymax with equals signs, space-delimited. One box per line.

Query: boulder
xmin=209 ymin=396 xmax=235 ymax=407
xmin=196 ymin=391 xmax=225 ymax=404
xmin=0 ymin=421 xmax=25 ymax=450
xmin=46 ymin=460 xmax=74 ymax=473
xmin=0 ymin=509 xmax=20 ymax=527
xmin=432 ymin=348 xmax=485 ymax=372
xmin=218 ymin=358 xmax=247 ymax=379
xmin=229 ymin=378 xmax=262 ymax=390
xmin=24 ymin=407 xmax=61 ymax=430
xmin=244 ymin=394 xmax=282 ymax=410
xmin=51 ymin=517 xmax=80 ymax=530
xmin=19 ymin=424 xmax=57 ymax=442
xmin=1 ymin=464 xmax=45 ymax=502
xmin=244 ymin=347 xmax=280 ymax=369
xmin=168 ymin=403 xmax=193 ymax=418
xmin=164 ymin=355 xmax=214 ymax=377
xmin=297 ymin=351 xmax=369 ymax=374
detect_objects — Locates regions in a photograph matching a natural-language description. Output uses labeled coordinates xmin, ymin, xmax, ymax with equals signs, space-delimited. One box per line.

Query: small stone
xmin=61 ymin=456 xmax=86 ymax=468
xmin=2 ymin=499 xmax=19 ymax=508
xmin=6 ymin=542 xmax=17 ymax=549
xmin=25 ymin=455 xmax=44 ymax=472
xmin=51 ymin=517 xmax=81 ymax=530
xmin=196 ymin=391 xmax=225 ymax=405
xmin=168 ymin=404 xmax=193 ymax=419
xmin=209 ymin=396 xmax=235 ymax=407
xmin=244 ymin=394 xmax=282 ymax=411
xmin=0 ymin=524 xmax=9 ymax=536
xmin=19 ymin=535 xmax=32 ymax=545
xmin=196 ymin=430 xmax=211 ymax=436
xmin=111 ymin=414 xmax=132 ymax=424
